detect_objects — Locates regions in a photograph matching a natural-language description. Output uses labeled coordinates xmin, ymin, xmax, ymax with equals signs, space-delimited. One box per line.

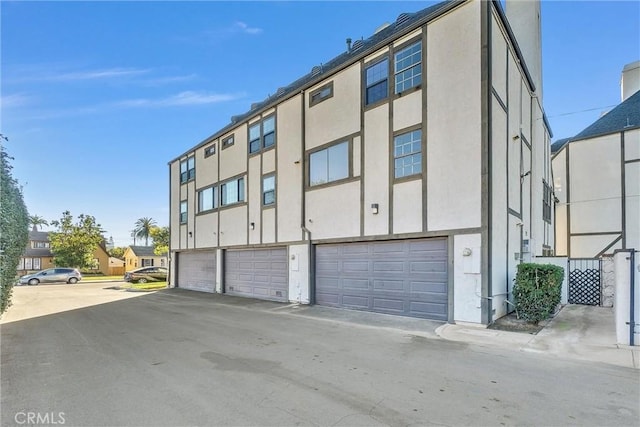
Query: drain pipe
xmin=630 ymin=250 xmax=636 ymax=346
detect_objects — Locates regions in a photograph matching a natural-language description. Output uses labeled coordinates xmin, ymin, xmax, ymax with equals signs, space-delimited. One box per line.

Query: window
xmin=365 ymin=58 xmax=388 ymax=105
xmin=204 ymin=144 xmax=216 ymax=157
xmin=180 ymin=201 xmax=187 ymax=224
xmin=91 ymin=258 xmax=99 ymax=270
xmin=32 ymin=241 xmax=49 ymax=248
xmin=249 ymin=116 xmax=276 ymax=154
xmin=310 ymin=141 xmax=349 ymax=186
xmin=24 ymin=258 xmax=33 ymax=270
xmin=33 ymin=258 xmax=41 ymax=270
xmin=543 ymin=181 xmax=552 ymax=223
xmin=263 ymin=175 xmax=275 ymax=206
xmin=180 ymin=156 xmax=195 ymax=183
xmin=394 ymin=129 xmax=422 ymax=179
xmin=222 ymin=135 xmax=234 ymax=149
xmin=161 ymin=258 xmax=166 ymax=267
xmin=142 ymin=259 xmax=153 ymax=267
xmin=394 ymin=41 xmax=422 ymax=93
xmin=221 ymin=177 xmax=245 ymax=206
xmin=198 ymin=186 xmax=218 ymax=213
xmin=310 ymin=82 xmax=334 ymax=107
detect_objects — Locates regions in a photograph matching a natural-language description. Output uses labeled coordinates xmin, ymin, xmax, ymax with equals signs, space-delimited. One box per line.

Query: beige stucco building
xmin=168 ymin=0 xmax=554 ymax=325
xmin=552 ymin=61 xmax=640 ymax=258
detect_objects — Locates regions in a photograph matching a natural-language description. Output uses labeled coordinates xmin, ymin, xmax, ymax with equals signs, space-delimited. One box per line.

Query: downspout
xmin=630 ymin=249 xmax=636 ymax=346
xmin=300 ymin=90 xmax=314 ymax=305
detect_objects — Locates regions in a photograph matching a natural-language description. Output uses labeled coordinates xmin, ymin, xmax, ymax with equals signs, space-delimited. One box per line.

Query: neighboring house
xmin=552 ymin=61 xmax=640 ymax=258
xmin=109 ymin=257 xmax=125 ymax=276
xmin=124 ymin=246 xmax=167 ymax=272
xmin=168 ymin=0 xmax=554 ymax=325
xmin=17 ymin=228 xmax=112 ymax=276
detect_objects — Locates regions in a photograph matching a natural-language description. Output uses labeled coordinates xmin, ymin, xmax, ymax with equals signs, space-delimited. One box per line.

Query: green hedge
xmin=513 ymin=263 xmax=564 ymax=323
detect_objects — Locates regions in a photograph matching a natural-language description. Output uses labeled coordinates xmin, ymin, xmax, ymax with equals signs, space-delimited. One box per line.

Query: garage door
xmin=177 ymin=251 xmax=216 ymax=292
xmin=225 ymin=248 xmax=288 ymax=302
xmin=315 ymin=238 xmax=448 ymax=320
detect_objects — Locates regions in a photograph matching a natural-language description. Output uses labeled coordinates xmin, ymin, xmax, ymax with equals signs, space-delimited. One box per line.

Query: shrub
xmin=513 ymin=263 xmax=564 ymax=323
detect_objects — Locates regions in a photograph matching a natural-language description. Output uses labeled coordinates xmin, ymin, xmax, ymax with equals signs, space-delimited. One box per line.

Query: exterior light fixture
xmin=188 ymin=231 xmax=193 ymax=237
xmin=371 ymin=203 xmax=379 ymax=215
xmin=250 ymin=222 xmax=255 ymax=230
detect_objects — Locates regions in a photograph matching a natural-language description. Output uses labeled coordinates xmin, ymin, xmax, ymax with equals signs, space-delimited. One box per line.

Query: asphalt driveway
xmin=1 ymin=284 xmax=638 ymax=426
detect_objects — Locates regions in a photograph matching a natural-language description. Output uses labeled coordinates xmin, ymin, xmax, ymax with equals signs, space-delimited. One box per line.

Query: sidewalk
xmin=436 ymin=304 xmax=639 ymax=369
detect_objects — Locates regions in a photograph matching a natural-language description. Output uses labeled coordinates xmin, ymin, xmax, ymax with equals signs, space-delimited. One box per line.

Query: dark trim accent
xmin=481 ymin=0 xmax=492 ymax=325
xmin=571 ymin=232 xmax=623 ymax=237
xmin=221 ymin=134 xmax=234 ymax=150
xmin=309 ymin=81 xmax=334 ymax=108
xmin=421 ymin=25 xmax=428 ymax=233
xmin=309 ymin=227 xmax=481 ymax=245
xmin=363 ymin=53 xmax=391 ymax=110
xmin=491 ymin=87 xmax=507 ymax=113
xmin=301 ymin=93 xmax=307 ymax=242
xmin=309 ymin=243 xmax=316 ymax=305
xmin=305 ymin=175 xmax=360 ymax=192
xmin=359 ymin=58 xmax=366 ymax=237
xmin=392 ymin=123 xmax=423 ymax=183
xmin=521 ymin=133 xmax=531 ymax=150
xmin=305 ymin=136 xmax=357 ymax=190
xmin=388 ymin=83 xmax=394 ymax=234
xmin=566 ymin=142 xmax=571 ymax=256
xmin=168 ymin=164 xmax=173 ymax=286
xmin=204 ymin=143 xmax=217 ymax=158
xmin=596 ymin=235 xmax=623 ymax=258
xmin=390 ymin=35 xmax=423 ymax=100
xmin=626 ymin=158 xmax=640 ymax=164
xmin=621 ymin=132 xmax=626 ymax=249
xmin=507 ymin=207 xmax=521 ymax=219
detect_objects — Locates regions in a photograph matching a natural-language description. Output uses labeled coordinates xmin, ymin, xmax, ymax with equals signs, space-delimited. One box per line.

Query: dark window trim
xmin=222 ymin=134 xmax=235 ymax=150
xmin=179 ymin=156 xmax=196 ymax=184
xmin=305 ymin=136 xmax=355 ymax=190
xmin=220 ymin=175 xmax=246 ymax=207
xmin=392 ymin=125 xmax=423 ymax=181
xmin=248 ymin=114 xmax=277 ymax=156
xmin=197 ymin=184 xmax=218 ymax=214
xmin=363 ymin=55 xmax=391 ymax=110
xmin=204 ymin=143 xmax=216 ymax=158
xmin=179 ymin=200 xmax=188 ymax=224
xmin=392 ymin=36 xmax=423 ymax=96
xmin=262 ymin=174 xmax=276 ymax=208
xmin=309 ymin=81 xmax=334 ymax=107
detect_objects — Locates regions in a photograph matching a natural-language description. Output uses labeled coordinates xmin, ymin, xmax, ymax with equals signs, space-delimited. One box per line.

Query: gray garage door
xmin=225 ymin=248 xmax=288 ymax=302
xmin=177 ymin=251 xmax=216 ymax=293
xmin=315 ymin=238 xmax=448 ymax=320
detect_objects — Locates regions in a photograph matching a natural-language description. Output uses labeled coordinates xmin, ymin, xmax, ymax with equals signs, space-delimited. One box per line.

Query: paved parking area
xmin=1 ymin=284 xmax=638 ymax=426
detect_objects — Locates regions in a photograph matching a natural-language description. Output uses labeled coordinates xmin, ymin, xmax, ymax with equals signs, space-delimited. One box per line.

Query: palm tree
xmin=29 ymin=215 xmax=49 ymax=231
xmin=133 ymin=217 xmax=157 ymax=246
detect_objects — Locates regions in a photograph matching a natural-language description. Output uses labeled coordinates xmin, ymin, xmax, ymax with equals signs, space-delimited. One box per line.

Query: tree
xmin=29 ymin=215 xmax=49 ymax=231
xmin=0 ymin=139 xmax=29 ymax=314
xmin=108 ymin=247 xmax=126 ymax=260
xmin=133 ymin=217 xmax=156 ymax=246
xmin=49 ymin=211 xmax=105 ymax=269
xmin=149 ymin=226 xmax=169 ymax=256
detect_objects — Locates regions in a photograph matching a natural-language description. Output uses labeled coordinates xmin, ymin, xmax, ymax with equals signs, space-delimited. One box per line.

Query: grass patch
xmin=82 ymin=275 xmax=124 ymax=282
xmin=130 ymin=282 xmax=167 ymax=291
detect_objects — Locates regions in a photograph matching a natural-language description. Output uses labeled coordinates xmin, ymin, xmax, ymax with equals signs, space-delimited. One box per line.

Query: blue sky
xmin=1 ymin=1 xmax=639 ymax=247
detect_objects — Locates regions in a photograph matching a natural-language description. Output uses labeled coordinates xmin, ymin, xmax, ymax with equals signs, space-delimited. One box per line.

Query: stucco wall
xmin=453 ymin=233 xmax=482 ymax=324
xmin=364 ymin=105 xmax=389 ymax=236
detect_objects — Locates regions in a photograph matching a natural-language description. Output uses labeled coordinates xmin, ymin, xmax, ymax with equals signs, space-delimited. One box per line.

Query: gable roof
xmin=550 ymin=137 xmax=571 ymax=155
xmin=170 ymin=0 xmax=550 ymax=163
xmin=127 ymin=246 xmax=166 ymax=257
xmin=572 ymin=90 xmax=640 ymax=141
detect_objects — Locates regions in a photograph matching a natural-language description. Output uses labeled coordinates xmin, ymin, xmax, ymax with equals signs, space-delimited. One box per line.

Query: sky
xmin=1 ymin=1 xmax=639 ymax=247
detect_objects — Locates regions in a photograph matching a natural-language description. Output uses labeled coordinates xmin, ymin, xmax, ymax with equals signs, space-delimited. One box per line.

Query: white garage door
xmin=177 ymin=251 xmax=216 ymax=293
xmin=225 ymin=248 xmax=288 ymax=302
xmin=315 ymin=238 xmax=448 ymax=320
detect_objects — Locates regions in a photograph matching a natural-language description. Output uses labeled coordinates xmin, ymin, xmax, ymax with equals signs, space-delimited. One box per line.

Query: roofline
xmin=569 ymin=124 xmax=640 ymax=143
xmin=169 ymin=0 xmax=552 ymax=163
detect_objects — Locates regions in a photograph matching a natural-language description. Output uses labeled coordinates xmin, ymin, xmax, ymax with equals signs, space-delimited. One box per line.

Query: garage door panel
xmin=225 ymin=247 xmax=288 ymax=302
xmin=178 ymin=251 xmax=216 ymax=293
xmin=316 ymin=238 xmax=448 ymax=320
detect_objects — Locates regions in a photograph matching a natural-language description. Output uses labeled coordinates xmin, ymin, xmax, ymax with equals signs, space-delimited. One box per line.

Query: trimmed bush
xmin=513 ymin=263 xmax=564 ymax=323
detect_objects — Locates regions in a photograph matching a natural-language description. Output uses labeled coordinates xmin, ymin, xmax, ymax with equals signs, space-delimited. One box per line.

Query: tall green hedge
xmin=0 ymin=146 xmax=29 ymax=314
xmin=513 ymin=263 xmax=564 ymax=323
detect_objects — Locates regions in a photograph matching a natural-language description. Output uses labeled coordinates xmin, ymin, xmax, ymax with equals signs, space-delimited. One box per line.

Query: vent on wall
xmin=395 ymin=13 xmax=412 ymax=27
xmin=311 ymin=65 xmax=323 ymax=76
xmin=351 ymin=39 xmax=364 ymax=51
xmin=276 ymin=87 xmax=287 ymax=96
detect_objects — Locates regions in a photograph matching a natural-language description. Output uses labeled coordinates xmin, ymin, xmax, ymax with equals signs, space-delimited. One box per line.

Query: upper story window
xmin=543 ymin=180 xmax=552 ymax=223
xmin=198 ymin=185 xmax=218 ymax=213
xmin=32 ymin=241 xmax=50 ymax=249
xmin=221 ymin=177 xmax=245 ymax=206
xmin=222 ymin=135 xmax=234 ymax=149
xmin=310 ymin=82 xmax=334 ymax=107
xmin=394 ymin=41 xmax=422 ymax=94
xmin=394 ymin=129 xmax=422 ymax=179
xmin=204 ymin=144 xmax=216 ymax=158
xmin=309 ymin=141 xmax=349 ymax=186
xmin=365 ymin=58 xmax=389 ymax=106
xmin=180 ymin=201 xmax=188 ymax=224
xmin=249 ymin=116 xmax=276 ymax=154
xmin=180 ymin=156 xmax=195 ymax=183
xmin=263 ymin=175 xmax=275 ymax=206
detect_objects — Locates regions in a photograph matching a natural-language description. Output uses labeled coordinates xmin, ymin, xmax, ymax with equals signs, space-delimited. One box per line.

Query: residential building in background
xmin=168 ymin=0 xmax=554 ymax=325
xmin=124 ymin=246 xmax=167 ymax=272
xmin=552 ymin=61 xmax=640 ymax=258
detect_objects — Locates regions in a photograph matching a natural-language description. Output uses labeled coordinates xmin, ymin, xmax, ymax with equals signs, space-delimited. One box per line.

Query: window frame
xmin=220 ymin=176 xmax=245 ymax=207
xmin=179 ymin=200 xmax=188 ymax=224
xmin=364 ymin=56 xmax=389 ymax=107
xmin=307 ymin=139 xmax=352 ymax=189
xmin=309 ymin=81 xmax=334 ymax=107
xmin=543 ymin=180 xmax=552 ymax=223
xmin=180 ymin=156 xmax=195 ymax=183
xmin=393 ymin=127 xmax=423 ymax=181
xmin=248 ymin=115 xmax=277 ymax=155
xmin=204 ymin=144 xmax=216 ymax=158
xmin=262 ymin=174 xmax=276 ymax=207
xmin=222 ymin=134 xmax=235 ymax=150
xmin=393 ymin=38 xmax=422 ymax=95
xmin=197 ymin=185 xmax=218 ymax=214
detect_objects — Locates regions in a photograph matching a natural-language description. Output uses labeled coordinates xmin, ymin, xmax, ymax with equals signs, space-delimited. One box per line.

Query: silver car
xmin=19 ymin=268 xmax=82 ymax=285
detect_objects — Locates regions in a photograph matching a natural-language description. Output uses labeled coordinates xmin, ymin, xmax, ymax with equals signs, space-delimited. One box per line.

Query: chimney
xmin=505 ymin=0 xmax=543 ymax=99
xmin=621 ymin=60 xmax=640 ymax=102
xmin=346 ymin=38 xmax=352 ymax=52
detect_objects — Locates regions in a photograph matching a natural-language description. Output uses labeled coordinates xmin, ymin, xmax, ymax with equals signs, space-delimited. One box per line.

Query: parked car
xmin=123 ymin=267 xmax=168 ymax=283
xmin=19 ymin=268 xmax=82 ymax=286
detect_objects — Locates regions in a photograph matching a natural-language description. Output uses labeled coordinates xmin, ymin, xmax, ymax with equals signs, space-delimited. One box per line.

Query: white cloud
xmin=7 ymin=67 xmax=151 ymax=83
xmin=234 ymin=21 xmax=263 ymax=35
xmin=0 ymin=93 xmax=34 ymax=108
xmin=117 ymin=91 xmax=244 ymax=108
